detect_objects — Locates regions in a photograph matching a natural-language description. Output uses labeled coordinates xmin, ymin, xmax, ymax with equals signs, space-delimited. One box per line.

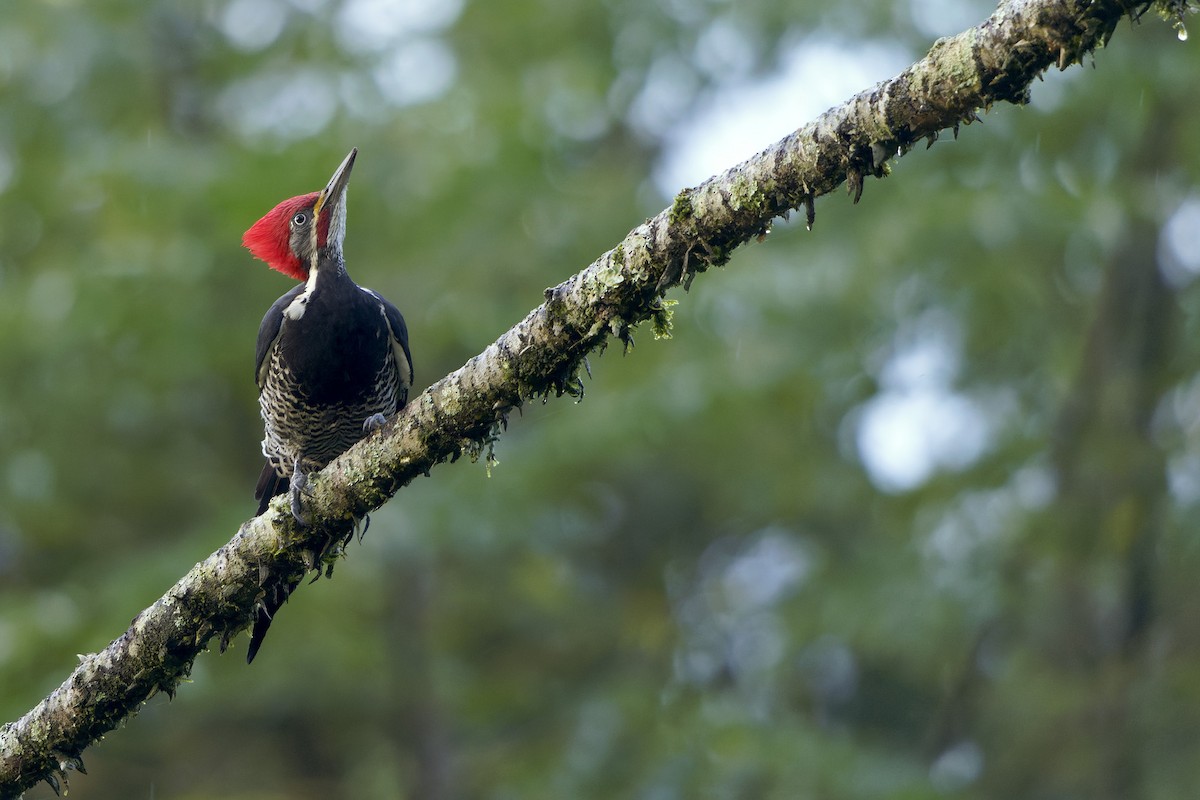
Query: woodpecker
xmin=241 ymin=148 xmax=413 ymax=662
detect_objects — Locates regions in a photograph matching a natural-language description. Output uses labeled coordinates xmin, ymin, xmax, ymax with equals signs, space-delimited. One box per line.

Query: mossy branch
xmin=0 ymin=0 xmax=1182 ymax=795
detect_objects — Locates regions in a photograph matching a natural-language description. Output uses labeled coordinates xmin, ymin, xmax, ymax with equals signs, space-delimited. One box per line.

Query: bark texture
xmin=0 ymin=0 xmax=1177 ymax=796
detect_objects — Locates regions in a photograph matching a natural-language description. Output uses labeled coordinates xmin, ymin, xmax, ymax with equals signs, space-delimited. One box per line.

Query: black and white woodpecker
xmin=241 ymin=148 xmax=413 ymax=662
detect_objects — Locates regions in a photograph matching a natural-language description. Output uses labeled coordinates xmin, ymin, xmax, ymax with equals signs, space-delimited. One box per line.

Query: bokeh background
xmin=3 ymin=1 xmax=1200 ymax=798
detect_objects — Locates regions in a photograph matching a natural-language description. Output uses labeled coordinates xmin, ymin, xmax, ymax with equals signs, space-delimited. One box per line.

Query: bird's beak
xmin=313 ymin=147 xmax=356 ymax=254
xmin=314 ymin=147 xmax=357 ymax=218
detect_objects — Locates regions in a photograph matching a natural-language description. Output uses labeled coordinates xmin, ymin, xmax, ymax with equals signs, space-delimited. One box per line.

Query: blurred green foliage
xmin=2 ymin=1 xmax=1200 ymax=798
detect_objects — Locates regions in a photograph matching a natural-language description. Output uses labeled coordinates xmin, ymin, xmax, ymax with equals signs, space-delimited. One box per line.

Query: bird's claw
xmin=363 ymin=413 xmax=388 ymax=433
xmin=289 ymin=471 xmax=313 ymax=526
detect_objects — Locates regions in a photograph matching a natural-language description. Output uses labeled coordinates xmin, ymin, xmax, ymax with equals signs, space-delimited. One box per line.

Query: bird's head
xmin=242 ymin=148 xmax=358 ymax=281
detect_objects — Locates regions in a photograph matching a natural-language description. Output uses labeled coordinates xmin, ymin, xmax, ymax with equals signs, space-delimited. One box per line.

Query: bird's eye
xmin=292 ymin=212 xmax=308 ymax=226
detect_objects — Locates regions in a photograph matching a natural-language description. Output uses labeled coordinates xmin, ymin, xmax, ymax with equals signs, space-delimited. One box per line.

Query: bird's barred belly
xmin=259 ymin=355 xmax=401 ymax=477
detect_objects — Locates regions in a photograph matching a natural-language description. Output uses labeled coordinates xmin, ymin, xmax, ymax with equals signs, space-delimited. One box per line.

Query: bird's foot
xmin=289 ymin=470 xmax=313 ymax=526
xmin=363 ymin=413 xmax=388 ymax=433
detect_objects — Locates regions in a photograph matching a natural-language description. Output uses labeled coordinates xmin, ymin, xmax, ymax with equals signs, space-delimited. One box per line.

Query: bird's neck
xmin=280 ymin=252 xmax=356 ymax=324
xmin=307 ymin=251 xmax=355 ymax=294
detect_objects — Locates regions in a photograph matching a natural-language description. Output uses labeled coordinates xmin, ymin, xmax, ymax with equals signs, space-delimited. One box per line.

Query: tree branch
xmin=0 ymin=0 xmax=1175 ymax=795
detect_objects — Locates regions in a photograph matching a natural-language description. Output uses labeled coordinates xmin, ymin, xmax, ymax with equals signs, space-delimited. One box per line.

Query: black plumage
xmin=253 ymin=265 xmax=412 ymax=516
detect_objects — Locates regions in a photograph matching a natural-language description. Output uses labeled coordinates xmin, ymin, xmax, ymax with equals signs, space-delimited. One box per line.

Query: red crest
xmin=242 ymin=192 xmax=319 ymax=281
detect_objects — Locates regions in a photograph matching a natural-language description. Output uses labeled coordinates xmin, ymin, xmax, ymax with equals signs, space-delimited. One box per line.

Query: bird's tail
xmin=248 ymin=461 xmax=292 ymax=662
xmin=254 ymin=461 xmax=289 ymax=516
xmin=246 ymin=576 xmax=300 ymax=663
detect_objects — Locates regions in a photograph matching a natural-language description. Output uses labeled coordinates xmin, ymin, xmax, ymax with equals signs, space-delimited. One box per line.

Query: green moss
xmin=651 ymin=299 xmax=677 ymax=340
xmin=669 ymin=189 xmax=694 ymax=225
xmin=729 ymin=175 xmax=764 ymax=213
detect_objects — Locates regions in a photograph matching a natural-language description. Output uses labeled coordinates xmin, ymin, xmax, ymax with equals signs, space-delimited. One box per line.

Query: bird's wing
xmin=364 ymin=288 xmax=414 ymax=401
xmin=255 ymin=284 xmax=305 ymax=388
